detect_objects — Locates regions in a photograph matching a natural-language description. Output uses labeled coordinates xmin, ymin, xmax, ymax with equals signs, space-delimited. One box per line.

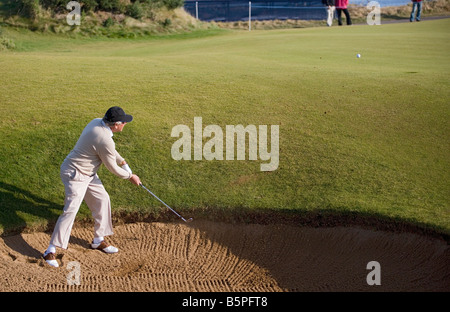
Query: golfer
xmin=43 ymin=107 xmax=141 ymax=267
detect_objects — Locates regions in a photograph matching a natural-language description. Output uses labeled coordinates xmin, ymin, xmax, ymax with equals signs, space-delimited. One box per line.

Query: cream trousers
xmin=50 ymin=163 xmax=113 ymax=249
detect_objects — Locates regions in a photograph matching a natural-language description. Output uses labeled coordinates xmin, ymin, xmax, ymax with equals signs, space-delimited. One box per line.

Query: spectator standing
xmin=410 ymin=0 xmax=423 ymax=22
xmin=322 ymin=0 xmax=336 ymax=26
xmin=335 ymin=0 xmax=352 ymax=26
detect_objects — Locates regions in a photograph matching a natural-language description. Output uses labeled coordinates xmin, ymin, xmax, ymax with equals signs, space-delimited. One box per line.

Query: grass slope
xmin=0 ymin=19 xmax=449 ymax=235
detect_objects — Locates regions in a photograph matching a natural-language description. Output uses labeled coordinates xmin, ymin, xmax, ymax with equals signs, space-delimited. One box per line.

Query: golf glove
xmin=122 ymin=164 xmax=132 ymax=174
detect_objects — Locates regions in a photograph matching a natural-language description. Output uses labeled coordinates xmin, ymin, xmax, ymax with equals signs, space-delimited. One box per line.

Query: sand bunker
xmin=0 ymin=220 xmax=448 ymax=292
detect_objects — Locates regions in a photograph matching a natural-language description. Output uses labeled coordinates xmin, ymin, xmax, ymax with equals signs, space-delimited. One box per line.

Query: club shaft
xmin=140 ymin=183 xmax=187 ymax=221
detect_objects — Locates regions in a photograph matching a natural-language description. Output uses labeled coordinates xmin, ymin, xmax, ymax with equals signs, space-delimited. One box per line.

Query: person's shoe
xmin=90 ymin=240 xmax=118 ymax=254
xmin=42 ymin=251 xmax=59 ymax=268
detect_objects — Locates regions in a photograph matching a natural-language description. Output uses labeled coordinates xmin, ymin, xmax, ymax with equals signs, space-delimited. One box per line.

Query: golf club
xmin=140 ymin=183 xmax=193 ymax=223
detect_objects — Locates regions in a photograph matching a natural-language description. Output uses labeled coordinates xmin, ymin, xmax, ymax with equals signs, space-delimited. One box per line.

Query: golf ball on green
xmin=357 ymin=54 xmax=361 ymax=58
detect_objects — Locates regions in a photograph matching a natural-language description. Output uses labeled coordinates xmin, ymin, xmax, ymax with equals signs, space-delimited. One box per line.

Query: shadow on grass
xmin=0 ymin=181 xmax=61 ymax=257
xmin=0 ymin=181 xmax=61 ymax=234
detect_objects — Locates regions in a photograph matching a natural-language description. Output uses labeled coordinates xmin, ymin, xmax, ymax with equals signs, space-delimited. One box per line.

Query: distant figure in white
xmin=322 ymin=0 xmax=336 ymax=26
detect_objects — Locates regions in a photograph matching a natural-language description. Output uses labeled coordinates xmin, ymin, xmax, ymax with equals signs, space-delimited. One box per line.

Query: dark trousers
xmin=337 ymin=8 xmax=352 ymax=25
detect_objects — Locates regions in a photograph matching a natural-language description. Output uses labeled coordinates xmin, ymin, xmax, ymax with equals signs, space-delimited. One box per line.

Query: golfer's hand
xmin=129 ymin=174 xmax=141 ymax=186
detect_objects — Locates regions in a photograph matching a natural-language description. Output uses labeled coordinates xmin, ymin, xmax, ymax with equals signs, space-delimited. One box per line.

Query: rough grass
xmin=0 ymin=5 xmax=214 ymax=38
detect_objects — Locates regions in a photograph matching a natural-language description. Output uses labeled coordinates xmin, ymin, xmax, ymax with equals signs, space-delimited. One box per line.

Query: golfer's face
xmin=113 ymin=122 xmax=126 ymax=132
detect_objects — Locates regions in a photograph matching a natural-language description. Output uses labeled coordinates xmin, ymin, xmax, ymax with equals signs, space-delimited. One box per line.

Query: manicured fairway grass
xmin=0 ymin=19 xmax=449 ymax=234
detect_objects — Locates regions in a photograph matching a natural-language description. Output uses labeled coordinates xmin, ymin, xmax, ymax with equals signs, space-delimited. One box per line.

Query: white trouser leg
xmin=83 ymin=174 xmax=114 ymax=239
xmin=50 ymin=166 xmax=92 ymax=249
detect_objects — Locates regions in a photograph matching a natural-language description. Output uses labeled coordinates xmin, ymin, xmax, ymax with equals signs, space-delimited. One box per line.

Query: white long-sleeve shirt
xmin=62 ymin=118 xmax=132 ymax=179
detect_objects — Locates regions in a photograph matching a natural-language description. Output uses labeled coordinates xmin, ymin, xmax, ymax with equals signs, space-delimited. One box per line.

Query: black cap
xmin=104 ymin=106 xmax=133 ymax=123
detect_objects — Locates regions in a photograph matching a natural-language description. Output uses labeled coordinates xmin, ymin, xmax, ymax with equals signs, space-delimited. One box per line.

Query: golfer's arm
xmin=115 ymin=150 xmax=127 ymax=166
xmin=98 ymin=141 xmax=132 ymax=179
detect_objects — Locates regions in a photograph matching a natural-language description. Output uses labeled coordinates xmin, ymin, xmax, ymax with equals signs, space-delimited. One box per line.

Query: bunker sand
xmin=0 ymin=221 xmax=448 ymax=292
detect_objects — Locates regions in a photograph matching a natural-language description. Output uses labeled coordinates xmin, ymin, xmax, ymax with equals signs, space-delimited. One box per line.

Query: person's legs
xmin=83 ymin=174 xmax=118 ymax=254
xmin=83 ymin=174 xmax=114 ymax=240
xmin=337 ymin=8 xmax=343 ymax=26
xmin=410 ymin=2 xmax=418 ymax=22
xmin=344 ymin=8 xmax=352 ymax=25
xmin=327 ymin=6 xmax=335 ymax=26
xmin=49 ymin=167 xmax=91 ymax=250
xmin=416 ymin=1 xmax=422 ymax=21
xmin=44 ymin=166 xmax=91 ymax=267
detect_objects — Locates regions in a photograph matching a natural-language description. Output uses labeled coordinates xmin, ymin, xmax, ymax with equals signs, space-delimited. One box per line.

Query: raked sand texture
xmin=0 ymin=221 xmax=448 ymax=292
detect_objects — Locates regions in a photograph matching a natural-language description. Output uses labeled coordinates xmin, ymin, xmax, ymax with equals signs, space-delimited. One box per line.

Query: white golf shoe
xmin=43 ymin=251 xmax=59 ymax=268
xmin=91 ymin=240 xmax=119 ymax=254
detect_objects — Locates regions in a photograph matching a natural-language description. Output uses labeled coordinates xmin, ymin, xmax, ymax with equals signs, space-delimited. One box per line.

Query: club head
xmin=184 ymin=218 xmax=193 ymax=223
